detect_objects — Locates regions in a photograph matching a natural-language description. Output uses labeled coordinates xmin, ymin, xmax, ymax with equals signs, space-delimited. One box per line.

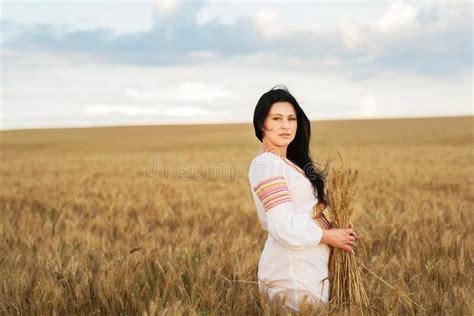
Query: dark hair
xmin=253 ymin=84 xmax=330 ymax=205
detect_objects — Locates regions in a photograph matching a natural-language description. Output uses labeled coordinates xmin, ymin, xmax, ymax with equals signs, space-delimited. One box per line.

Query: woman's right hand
xmin=320 ymin=228 xmax=357 ymax=254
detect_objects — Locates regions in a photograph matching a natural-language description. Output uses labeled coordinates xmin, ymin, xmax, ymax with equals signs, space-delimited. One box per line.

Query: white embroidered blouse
xmin=248 ymin=151 xmax=330 ymax=311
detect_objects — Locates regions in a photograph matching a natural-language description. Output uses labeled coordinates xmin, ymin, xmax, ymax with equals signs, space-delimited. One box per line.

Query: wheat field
xmin=1 ymin=116 xmax=472 ymax=315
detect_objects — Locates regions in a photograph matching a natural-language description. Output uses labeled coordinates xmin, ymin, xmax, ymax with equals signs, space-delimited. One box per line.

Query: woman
xmin=248 ymin=85 xmax=358 ymax=312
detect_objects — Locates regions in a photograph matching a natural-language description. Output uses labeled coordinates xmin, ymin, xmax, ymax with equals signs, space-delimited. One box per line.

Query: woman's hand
xmin=320 ymin=227 xmax=358 ymax=254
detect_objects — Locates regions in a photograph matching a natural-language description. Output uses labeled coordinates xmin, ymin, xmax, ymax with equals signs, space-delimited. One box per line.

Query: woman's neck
xmin=258 ymin=144 xmax=287 ymax=158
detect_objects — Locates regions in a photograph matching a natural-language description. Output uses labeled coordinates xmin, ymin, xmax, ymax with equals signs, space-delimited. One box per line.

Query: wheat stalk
xmin=324 ymin=149 xmax=370 ymax=310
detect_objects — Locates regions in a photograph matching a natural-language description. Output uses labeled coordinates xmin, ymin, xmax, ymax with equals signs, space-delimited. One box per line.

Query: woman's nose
xmin=282 ymin=120 xmax=290 ymax=129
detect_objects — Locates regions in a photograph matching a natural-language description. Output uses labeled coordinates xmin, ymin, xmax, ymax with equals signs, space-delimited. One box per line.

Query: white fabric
xmin=248 ymin=152 xmax=330 ymax=311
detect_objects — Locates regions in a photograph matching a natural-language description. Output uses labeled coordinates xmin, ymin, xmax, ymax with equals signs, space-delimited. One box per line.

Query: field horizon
xmin=1 ymin=113 xmax=471 ymax=133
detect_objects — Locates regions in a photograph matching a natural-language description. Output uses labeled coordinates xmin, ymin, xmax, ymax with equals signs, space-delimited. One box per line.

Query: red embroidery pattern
xmin=253 ymin=176 xmax=292 ymax=212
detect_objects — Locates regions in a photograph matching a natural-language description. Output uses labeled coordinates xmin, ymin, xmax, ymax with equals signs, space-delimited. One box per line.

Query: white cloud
xmin=168 ymin=81 xmax=233 ymax=102
xmin=154 ymin=0 xmax=180 ymax=15
xmin=376 ymin=1 xmax=418 ymax=32
xmin=2 ymin=0 xmax=470 ymax=77
xmin=2 ymin=51 xmax=471 ymax=129
xmin=339 ymin=17 xmax=363 ymax=52
xmin=254 ymin=8 xmax=282 ymax=39
xmin=195 ymin=2 xmax=236 ymax=26
xmin=357 ymin=93 xmax=378 ymax=117
xmin=83 ymin=104 xmax=219 ymax=118
xmin=1 ymin=2 xmax=156 ymax=35
xmin=1 ymin=1 xmax=471 ymax=130
xmin=196 ymin=1 xmax=257 ymax=26
xmin=164 ymin=106 xmax=216 ymax=117
xmin=186 ymin=50 xmax=218 ymax=61
xmin=339 ymin=1 xmax=421 ymax=54
xmin=84 ymin=104 xmax=160 ymax=117
xmin=124 ymin=89 xmax=142 ymax=98
xmin=120 ymin=81 xmax=233 ymax=103
xmin=336 ymin=0 xmax=472 ymax=68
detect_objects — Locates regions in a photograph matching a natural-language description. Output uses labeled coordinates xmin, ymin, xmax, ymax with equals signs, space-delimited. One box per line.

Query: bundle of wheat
xmin=317 ymin=150 xmax=370 ymax=311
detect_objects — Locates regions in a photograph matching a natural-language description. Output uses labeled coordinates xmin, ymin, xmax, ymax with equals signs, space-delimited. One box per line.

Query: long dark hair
xmin=253 ymin=84 xmax=331 ymax=205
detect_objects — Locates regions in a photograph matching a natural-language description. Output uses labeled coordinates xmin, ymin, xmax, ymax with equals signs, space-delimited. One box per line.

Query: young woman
xmin=248 ymin=85 xmax=358 ymax=312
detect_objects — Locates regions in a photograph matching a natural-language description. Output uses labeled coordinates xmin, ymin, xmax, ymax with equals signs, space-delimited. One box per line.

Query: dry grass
xmin=0 ymin=116 xmax=473 ymax=315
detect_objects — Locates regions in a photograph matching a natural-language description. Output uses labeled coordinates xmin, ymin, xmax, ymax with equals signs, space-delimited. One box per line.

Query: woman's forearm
xmin=319 ymin=229 xmax=332 ymax=245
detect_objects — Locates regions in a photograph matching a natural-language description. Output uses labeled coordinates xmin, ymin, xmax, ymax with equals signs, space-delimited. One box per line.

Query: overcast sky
xmin=1 ymin=0 xmax=472 ymax=130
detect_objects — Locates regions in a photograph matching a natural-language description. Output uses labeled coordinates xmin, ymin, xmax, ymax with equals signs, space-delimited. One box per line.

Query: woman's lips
xmin=279 ymin=134 xmax=291 ymax=137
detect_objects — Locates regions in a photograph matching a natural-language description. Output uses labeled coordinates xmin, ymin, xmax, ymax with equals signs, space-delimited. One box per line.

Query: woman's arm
xmin=249 ymin=155 xmax=324 ymax=250
xmin=252 ymin=175 xmax=324 ymax=250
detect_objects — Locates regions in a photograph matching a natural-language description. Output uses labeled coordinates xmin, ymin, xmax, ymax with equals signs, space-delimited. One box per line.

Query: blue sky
xmin=1 ymin=0 xmax=472 ymax=130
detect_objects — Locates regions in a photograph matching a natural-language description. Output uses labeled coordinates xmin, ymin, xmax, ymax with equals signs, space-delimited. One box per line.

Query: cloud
xmin=254 ymin=8 xmax=282 ymax=39
xmin=84 ymin=104 xmax=162 ymax=117
xmin=84 ymin=104 xmax=224 ymax=118
xmin=0 ymin=0 xmax=472 ymax=78
xmin=167 ymin=81 xmax=233 ymax=102
xmin=120 ymin=81 xmax=233 ymax=103
xmin=336 ymin=1 xmax=472 ymax=76
xmin=154 ymin=0 xmax=181 ymax=15
xmin=357 ymin=93 xmax=378 ymax=117
xmin=1 ymin=47 xmax=471 ymax=130
xmin=1 ymin=1 xmax=157 ymax=35
xmin=376 ymin=1 xmax=418 ymax=32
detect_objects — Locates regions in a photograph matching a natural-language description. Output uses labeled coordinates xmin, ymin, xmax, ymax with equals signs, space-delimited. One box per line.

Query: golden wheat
xmin=0 ymin=116 xmax=472 ymax=315
xmin=326 ymin=149 xmax=370 ymax=312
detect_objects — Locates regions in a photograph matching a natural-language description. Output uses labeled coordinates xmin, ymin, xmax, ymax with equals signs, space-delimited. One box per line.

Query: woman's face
xmin=262 ymin=101 xmax=297 ymax=147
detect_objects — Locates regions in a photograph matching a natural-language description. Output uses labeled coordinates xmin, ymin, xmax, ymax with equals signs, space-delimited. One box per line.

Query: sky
xmin=0 ymin=0 xmax=472 ymax=130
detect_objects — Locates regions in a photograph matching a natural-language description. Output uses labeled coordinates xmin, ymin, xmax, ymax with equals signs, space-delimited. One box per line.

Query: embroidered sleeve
xmin=253 ymin=175 xmax=292 ymax=211
xmin=249 ymin=154 xmax=323 ymax=249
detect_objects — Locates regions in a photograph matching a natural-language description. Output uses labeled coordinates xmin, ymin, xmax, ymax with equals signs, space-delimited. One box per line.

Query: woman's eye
xmin=273 ymin=117 xmax=280 ymax=121
xmin=290 ymin=117 xmax=296 ymax=121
